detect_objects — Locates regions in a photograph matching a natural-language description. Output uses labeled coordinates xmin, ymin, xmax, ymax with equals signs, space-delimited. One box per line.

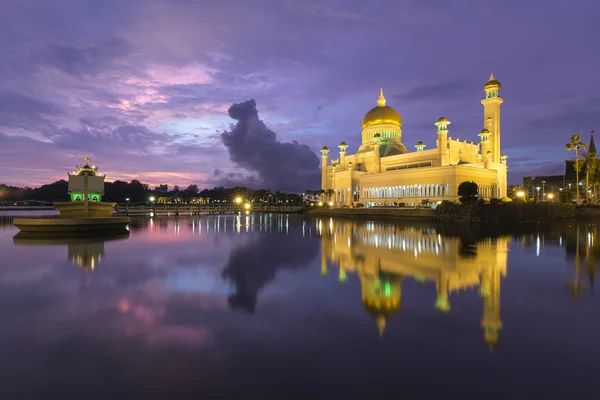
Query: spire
xmin=377 ymin=88 xmax=386 ymax=107
xmin=489 ymin=72 xmax=495 ymax=81
xmin=589 ymin=130 xmax=596 ymax=156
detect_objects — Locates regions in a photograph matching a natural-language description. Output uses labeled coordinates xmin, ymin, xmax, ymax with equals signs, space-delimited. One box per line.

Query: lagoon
xmin=0 ymin=213 xmax=599 ymax=399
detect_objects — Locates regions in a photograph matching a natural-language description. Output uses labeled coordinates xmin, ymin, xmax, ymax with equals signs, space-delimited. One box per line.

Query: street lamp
xmin=535 ymin=186 xmax=541 ymax=201
xmin=149 ymin=196 xmax=155 ymax=203
xmin=547 ymin=193 xmax=554 ymax=201
xmin=516 ymin=191 xmax=525 ymax=199
xmin=125 ymin=197 xmax=130 ymax=202
xmin=235 ymin=197 xmax=242 ymax=204
xmin=244 ymin=203 xmax=251 ymax=210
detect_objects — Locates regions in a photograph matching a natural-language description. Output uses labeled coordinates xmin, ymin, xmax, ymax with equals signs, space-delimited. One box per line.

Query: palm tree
xmin=566 ymin=134 xmax=586 ymax=204
xmin=583 ymin=154 xmax=600 ymax=203
xmin=326 ymin=188 xmax=335 ymax=201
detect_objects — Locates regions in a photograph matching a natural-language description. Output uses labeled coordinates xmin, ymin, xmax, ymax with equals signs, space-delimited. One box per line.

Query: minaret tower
xmin=320 ymin=146 xmax=329 ymax=190
xmin=434 ymin=117 xmax=451 ymax=166
xmin=481 ymin=73 xmax=503 ymax=163
xmin=338 ymin=142 xmax=348 ymax=166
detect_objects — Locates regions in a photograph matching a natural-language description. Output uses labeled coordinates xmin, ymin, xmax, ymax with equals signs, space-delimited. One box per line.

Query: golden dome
xmin=437 ymin=116 xmax=448 ymax=123
xmin=321 ymin=146 xmax=329 ymax=151
xmin=484 ymin=73 xmax=501 ymax=90
xmin=362 ymin=88 xmax=402 ymax=129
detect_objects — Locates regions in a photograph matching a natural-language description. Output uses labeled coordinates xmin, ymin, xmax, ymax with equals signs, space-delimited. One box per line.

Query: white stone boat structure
xmin=13 ymin=157 xmax=130 ymax=233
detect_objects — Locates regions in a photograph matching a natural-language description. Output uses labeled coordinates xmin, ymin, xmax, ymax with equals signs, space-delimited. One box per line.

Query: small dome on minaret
xmin=484 ymin=73 xmax=501 ymax=90
xmin=321 ymin=146 xmax=329 ymax=151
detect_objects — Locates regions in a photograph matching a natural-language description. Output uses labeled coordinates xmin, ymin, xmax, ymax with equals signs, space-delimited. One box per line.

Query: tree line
xmin=0 ymin=179 xmax=307 ymax=204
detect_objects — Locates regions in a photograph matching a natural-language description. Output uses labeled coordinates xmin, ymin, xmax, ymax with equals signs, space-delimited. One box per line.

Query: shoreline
xmin=305 ymin=207 xmax=435 ymax=220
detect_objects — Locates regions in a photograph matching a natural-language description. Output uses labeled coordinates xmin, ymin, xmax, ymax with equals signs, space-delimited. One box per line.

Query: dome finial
xmin=377 ymin=88 xmax=386 ymax=107
xmin=489 ymin=72 xmax=495 ymax=81
xmin=376 ymin=315 xmax=386 ymax=337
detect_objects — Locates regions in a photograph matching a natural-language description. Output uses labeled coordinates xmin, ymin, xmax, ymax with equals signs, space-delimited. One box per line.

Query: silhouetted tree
xmin=458 ymin=181 xmax=478 ymax=204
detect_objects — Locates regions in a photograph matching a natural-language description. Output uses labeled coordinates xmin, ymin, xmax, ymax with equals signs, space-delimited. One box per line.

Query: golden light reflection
xmin=319 ymin=219 xmax=507 ymax=350
xmin=12 ymin=231 xmax=130 ymax=273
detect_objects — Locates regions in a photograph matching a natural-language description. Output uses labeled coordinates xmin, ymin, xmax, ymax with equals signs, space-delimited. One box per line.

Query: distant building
xmin=157 ymin=196 xmax=209 ymax=205
xmin=523 ymin=135 xmax=596 ymax=201
xmin=155 ymin=184 xmax=168 ymax=193
xmin=321 ymin=74 xmax=508 ymax=206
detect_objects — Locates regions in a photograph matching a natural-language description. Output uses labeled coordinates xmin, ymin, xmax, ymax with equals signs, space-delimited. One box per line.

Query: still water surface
xmin=0 ymin=213 xmax=599 ymax=399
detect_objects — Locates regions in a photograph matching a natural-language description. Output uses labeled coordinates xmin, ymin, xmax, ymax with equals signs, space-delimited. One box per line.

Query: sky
xmin=0 ymin=0 xmax=599 ymax=190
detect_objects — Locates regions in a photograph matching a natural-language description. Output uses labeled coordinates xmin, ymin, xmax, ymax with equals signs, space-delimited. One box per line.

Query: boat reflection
xmin=12 ymin=230 xmax=130 ymax=273
xmin=319 ymin=219 xmax=506 ymax=350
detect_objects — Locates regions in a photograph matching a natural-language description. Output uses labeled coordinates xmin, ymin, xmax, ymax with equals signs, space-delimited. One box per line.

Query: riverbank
xmin=306 ymin=202 xmax=600 ymax=222
xmin=0 ymin=206 xmax=54 ymax=211
xmin=306 ymin=207 xmax=435 ymax=220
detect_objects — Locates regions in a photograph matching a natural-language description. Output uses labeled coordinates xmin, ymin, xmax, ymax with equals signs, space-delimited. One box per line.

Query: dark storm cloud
xmin=395 ymin=80 xmax=476 ymax=102
xmin=220 ymin=99 xmax=321 ymax=192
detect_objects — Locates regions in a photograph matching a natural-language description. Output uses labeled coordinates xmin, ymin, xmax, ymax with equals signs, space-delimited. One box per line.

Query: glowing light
xmin=328 ymin=201 xmax=333 ymax=206
xmin=547 ymin=193 xmax=554 ymax=199
xmin=244 ymin=203 xmax=251 ymax=210
xmin=516 ymin=191 xmax=525 ymax=198
xmin=318 ymin=202 xmax=323 ymax=206
xmin=149 ymin=196 xmax=155 ymax=202
xmin=235 ymin=197 xmax=242 ymax=204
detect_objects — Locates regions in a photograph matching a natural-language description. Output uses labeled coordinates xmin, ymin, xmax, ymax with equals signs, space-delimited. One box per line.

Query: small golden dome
xmin=484 ymin=73 xmax=501 ymax=90
xmin=339 ymin=141 xmax=347 ymax=147
xmin=362 ymin=88 xmax=402 ymax=129
xmin=321 ymin=146 xmax=329 ymax=151
xmin=480 ymin=128 xmax=489 ymax=134
xmin=437 ymin=116 xmax=448 ymax=123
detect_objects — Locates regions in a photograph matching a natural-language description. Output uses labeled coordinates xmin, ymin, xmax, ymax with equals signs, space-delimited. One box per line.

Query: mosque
xmin=319 ymin=219 xmax=507 ymax=350
xmin=320 ymin=74 xmax=507 ymax=206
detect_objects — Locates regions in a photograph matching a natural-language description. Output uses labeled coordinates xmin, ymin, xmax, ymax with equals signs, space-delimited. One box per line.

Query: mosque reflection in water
xmin=12 ymin=231 xmax=130 ymax=273
xmin=318 ymin=218 xmax=506 ymax=349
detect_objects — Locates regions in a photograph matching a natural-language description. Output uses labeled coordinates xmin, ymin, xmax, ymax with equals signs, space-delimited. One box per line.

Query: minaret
xmin=481 ymin=267 xmax=502 ymax=351
xmin=434 ymin=117 xmax=450 ymax=166
xmin=320 ymin=146 xmax=329 ymax=190
xmin=415 ymin=141 xmax=426 ymax=152
xmin=481 ymin=73 xmax=503 ymax=163
xmin=338 ymin=142 xmax=348 ymax=167
xmin=435 ymin=271 xmax=451 ymax=313
xmin=589 ymin=131 xmax=596 ymax=157
xmin=480 ymin=237 xmax=507 ymax=352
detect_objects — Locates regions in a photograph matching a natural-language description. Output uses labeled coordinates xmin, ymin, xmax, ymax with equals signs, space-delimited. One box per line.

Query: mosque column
xmin=373 ymin=133 xmax=381 ymax=173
